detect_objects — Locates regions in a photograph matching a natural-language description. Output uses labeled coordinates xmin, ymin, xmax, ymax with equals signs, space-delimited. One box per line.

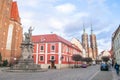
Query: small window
xmin=51 ymin=56 xmax=55 ymax=60
xmin=66 ymin=48 xmax=69 ymax=52
xmin=62 ymin=56 xmax=65 ymax=61
xmin=40 ymin=45 xmax=44 ymax=51
xmin=40 ymin=56 xmax=44 ymax=61
xmin=51 ymin=45 xmax=55 ymax=51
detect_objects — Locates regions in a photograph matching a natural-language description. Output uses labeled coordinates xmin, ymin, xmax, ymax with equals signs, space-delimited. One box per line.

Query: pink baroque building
xmin=32 ymin=34 xmax=82 ymax=69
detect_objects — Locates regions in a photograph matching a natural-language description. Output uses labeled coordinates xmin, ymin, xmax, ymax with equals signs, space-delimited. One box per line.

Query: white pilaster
xmin=45 ymin=43 xmax=48 ymax=64
xmin=36 ymin=43 xmax=39 ymax=64
xmin=58 ymin=42 xmax=62 ymax=64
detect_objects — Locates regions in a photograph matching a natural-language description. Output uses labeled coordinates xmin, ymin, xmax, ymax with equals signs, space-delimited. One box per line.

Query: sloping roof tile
xmin=32 ymin=34 xmax=81 ymax=52
xmin=10 ymin=1 xmax=20 ymax=22
xmin=32 ymin=34 xmax=71 ymax=45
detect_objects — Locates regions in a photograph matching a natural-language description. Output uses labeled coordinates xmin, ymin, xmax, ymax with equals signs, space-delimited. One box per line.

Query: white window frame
xmin=50 ymin=55 xmax=55 ymax=60
xmin=51 ymin=44 xmax=55 ymax=52
xmin=39 ymin=56 xmax=44 ymax=61
xmin=40 ymin=45 xmax=44 ymax=52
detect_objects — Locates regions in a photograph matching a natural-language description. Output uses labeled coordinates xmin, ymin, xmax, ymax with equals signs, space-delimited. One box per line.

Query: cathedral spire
xmin=91 ymin=23 xmax=93 ymax=34
xmin=83 ymin=23 xmax=85 ymax=33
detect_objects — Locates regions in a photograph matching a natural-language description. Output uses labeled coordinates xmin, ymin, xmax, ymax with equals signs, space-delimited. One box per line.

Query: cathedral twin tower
xmin=82 ymin=25 xmax=98 ymax=60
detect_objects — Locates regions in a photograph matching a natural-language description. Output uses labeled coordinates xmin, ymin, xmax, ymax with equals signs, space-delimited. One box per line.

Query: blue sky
xmin=15 ymin=0 xmax=120 ymax=54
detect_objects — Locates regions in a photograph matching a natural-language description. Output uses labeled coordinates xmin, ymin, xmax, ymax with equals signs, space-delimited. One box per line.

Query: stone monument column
xmin=10 ymin=27 xmax=41 ymax=70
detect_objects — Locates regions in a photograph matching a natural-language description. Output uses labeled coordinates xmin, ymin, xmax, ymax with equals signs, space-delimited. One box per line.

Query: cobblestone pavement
xmin=91 ymin=70 xmax=113 ymax=80
xmin=112 ymin=68 xmax=120 ymax=80
xmin=0 ymin=65 xmax=116 ymax=80
xmin=91 ymin=67 xmax=120 ymax=80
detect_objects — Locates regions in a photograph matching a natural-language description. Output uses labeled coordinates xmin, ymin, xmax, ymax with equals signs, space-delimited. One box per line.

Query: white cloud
xmin=15 ymin=0 xmax=38 ymax=8
xmin=97 ymin=39 xmax=111 ymax=54
xmin=87 ymin=0 xmax=106 ymax=4
xmin=72 ymin=12 xmax=89 ymax=23
xmin=48 ymin=18 xmax=64 ymax=29
xmin=55 ymin=3 xmax=76 ymax=14
xmin=73 ymin=12 xmax=89 ymax=18
xmin=15 ymin=0 xmax=120 ymax=53
xmin=95 ymin=27 xmax=111 ymax=35
xmin=26 ymin=1 xmax=39 ymax=7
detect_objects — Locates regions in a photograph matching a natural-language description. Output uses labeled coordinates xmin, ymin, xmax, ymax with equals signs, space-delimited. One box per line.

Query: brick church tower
xmin=0 ymin=0 xmax=22 ymax=62
xmin=90 ymin=26 xmax=98 ymax=60
xmin=82 ymin=24 xmax=98 ymax=60
xmin=82 ymin=24 xmax=89 ymax=57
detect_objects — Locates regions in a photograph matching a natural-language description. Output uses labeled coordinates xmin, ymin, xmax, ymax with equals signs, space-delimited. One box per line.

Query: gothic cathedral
xmin=0 ymin=0 xmax=22 ymax=63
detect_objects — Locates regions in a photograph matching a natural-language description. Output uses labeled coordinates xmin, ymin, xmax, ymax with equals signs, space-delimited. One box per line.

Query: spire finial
xmin=83 ymin=23 xmax=85 ymax=33
xmin=91 ymin=21 xmax=93 ymax=34
xmin=90 ymin=20 xmax=93 ymax=34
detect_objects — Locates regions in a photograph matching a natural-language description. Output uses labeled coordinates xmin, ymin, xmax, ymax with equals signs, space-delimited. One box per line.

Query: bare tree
xmin=82 ymin=57 xmax=92 ymax=64
xmin=72 ymin=54 xmax=82 ymax=67
xmin=102 ymin=56 xmax=109 ymax=62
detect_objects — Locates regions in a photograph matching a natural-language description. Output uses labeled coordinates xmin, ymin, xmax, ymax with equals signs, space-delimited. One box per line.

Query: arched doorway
xmin=49 ymin=60 xmax=56 ymax=69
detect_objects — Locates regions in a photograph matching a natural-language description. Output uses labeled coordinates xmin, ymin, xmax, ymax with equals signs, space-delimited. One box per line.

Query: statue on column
xmin=28 ymin=26 xmax=33 ymax=41
xmin=8 ymin=26 xmax=42 ymax=71
xmin=21 ymin=26 xmax=34 ymax=60
xmin=24 ymin=26 xmax=34 ymax=43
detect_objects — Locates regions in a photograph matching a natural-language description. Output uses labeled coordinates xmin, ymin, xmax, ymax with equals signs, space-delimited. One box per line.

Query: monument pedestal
xmin=10 ymin=42 xmax=41 ymax=71
xmin=10 ymin=59 xmax=41 ymax=70
xmin=11 ymin=42 xmax=41 ymax=70
xmin=2 ymin=27 xmax=47 ymax=72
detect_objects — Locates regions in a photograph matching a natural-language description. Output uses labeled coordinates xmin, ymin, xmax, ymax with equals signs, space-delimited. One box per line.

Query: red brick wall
xmin=0 ymin=0 xmax=23 ymax=62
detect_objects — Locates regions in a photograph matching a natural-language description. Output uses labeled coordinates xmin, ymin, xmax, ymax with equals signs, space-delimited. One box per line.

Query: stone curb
xmin=1 ymin=69 xmax=48 ymax=73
